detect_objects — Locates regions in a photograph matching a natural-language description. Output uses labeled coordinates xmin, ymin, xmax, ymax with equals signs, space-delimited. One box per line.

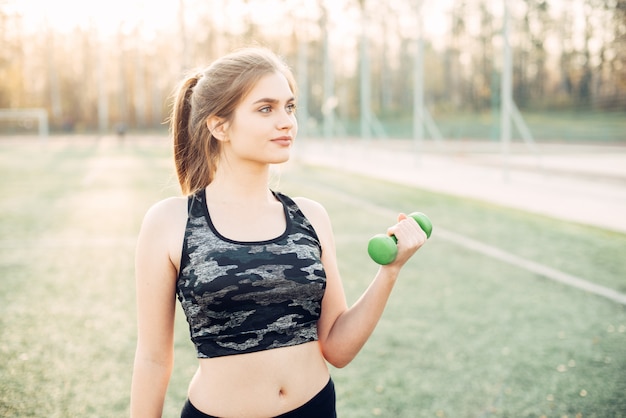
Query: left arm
xmin=295 ymin=198 xmax=427 ymax=368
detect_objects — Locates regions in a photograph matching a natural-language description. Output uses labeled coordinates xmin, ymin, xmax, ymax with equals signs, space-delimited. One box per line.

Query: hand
xmin=384 ymin=213 xmax=427 ymax=268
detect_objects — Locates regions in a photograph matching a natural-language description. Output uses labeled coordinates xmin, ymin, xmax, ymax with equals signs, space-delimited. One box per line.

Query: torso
xmin=170 ymin=190 xmax=330 ymax=417
xmin=190 ymin=343 xmax=329 ymax=417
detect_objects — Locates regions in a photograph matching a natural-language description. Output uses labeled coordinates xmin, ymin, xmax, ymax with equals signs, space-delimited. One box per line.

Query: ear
xmin=206 ymin=116 xmax=229 ymax=141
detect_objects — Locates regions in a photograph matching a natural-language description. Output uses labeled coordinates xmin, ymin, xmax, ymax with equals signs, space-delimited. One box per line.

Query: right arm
xmin=130 ymin=198 xmax=187 ymax=418
xmin=295 ymin=198 xmax=426 ymax=368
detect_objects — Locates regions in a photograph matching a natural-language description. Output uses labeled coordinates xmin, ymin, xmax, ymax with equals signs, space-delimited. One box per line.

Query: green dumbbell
xmin=367 ymin=212 xmax=433 ymax=265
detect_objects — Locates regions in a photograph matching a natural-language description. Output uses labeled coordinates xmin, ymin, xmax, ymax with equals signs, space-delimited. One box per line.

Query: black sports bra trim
xmin=197 ymin=189 xmax=292 ymax=246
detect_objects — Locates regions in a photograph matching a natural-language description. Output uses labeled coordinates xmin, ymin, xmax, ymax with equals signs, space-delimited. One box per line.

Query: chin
xmin=270 ymin=150 xmax=292 ymax=164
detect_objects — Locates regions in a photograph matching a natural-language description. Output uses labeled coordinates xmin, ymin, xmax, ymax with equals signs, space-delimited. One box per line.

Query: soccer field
xmin=1 ymin=136 xmax=625 ymax=417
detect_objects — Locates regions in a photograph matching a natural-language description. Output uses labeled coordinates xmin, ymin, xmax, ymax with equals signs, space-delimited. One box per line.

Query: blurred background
xmin=1 ymin=0 xmax=625 ymax=142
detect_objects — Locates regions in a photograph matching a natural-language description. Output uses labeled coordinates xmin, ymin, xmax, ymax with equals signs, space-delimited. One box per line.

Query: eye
xmin=259 ymin=106 xmax=272 ymax=113
xmin=286 ymin=103 xmax=297 ymax=113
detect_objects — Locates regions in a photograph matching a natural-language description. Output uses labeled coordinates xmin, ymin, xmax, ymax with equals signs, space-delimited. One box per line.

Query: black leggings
xmin=180 ymin=378 xmax=337 ymax=418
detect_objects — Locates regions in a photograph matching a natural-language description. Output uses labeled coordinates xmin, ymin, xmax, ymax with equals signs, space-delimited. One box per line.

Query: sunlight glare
xmin=13 ymin=0 xmax=178 ymax=37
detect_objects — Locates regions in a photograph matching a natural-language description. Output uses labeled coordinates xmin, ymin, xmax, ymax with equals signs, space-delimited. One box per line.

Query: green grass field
xmin=340 ymin=111 xmax=626 ymax=143
xmin=1 ymin=136 xmax=625 ymax=418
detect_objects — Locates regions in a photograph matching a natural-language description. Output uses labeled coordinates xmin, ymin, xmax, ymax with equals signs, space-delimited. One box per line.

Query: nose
xmin=277 ymin=109 xmax=295 ymax=130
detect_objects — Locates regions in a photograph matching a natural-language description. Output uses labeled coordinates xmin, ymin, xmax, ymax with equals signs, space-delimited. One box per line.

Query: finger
xmin=403 ymin=218 xmax=428 ymax=241
xmin=388 ymin=217 xmax=425 ymax=243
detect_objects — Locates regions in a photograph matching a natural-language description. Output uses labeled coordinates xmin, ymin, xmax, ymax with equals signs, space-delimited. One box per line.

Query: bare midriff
xmin=187 ymin=341 xmax=330 ymax=418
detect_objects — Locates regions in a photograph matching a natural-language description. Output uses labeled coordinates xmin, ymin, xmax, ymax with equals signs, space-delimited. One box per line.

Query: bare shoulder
xmin=138 ymin=196 xmax=189 ymax=267
xmin=143 ymin=196 xmax=188 ymax=225
xmin=138 ymin=196 xmax=188 ymax=242
xmin=292 ymin=196 xmax=329 ymax=222
xmin=292 ymin=196 xmax=333 ymax=238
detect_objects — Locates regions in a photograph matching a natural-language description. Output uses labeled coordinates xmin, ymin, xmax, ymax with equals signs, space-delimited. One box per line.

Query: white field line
xmin=319 ymin=186 xmax=626 ymax=306
xmin=436 ymin=229 xmax=626 ymax=305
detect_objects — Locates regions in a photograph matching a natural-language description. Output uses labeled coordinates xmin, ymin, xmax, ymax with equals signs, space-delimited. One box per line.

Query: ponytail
xmin=170 ymin=73 xmax=218 ymax=195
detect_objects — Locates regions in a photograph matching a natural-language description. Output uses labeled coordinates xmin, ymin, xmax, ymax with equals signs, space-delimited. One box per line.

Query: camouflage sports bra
xmin=176 ymin=189 xmax=327 ymax=358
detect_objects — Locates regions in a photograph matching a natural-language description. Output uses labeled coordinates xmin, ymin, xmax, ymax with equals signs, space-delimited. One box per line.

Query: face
xmin=219 ymin=71 xmax=298 ymax=166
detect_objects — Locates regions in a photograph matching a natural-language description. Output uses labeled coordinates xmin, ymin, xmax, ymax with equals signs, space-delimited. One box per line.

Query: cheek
xmin=225 ymin=114 xmax=250 ymax=139
xmin=292 ymin=115 xmax=299 ymax=133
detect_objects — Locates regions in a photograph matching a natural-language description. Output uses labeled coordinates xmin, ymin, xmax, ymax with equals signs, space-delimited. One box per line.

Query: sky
xmin=8 ymin=0 xmax=454 ymax=39
xmin=8 ymin=0 xmax=587 ymax=54
xmin=8 ymin=0 xmax=179 ymax=37
xmin=32 ymin=2 xmax=587 ymax=81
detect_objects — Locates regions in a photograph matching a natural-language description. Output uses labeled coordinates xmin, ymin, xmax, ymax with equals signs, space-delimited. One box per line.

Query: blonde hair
xmin=170 ymin=47 xmax=296 ymax=195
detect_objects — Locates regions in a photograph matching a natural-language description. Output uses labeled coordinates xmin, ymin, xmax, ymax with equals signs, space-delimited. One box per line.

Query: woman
xmin=130 ymin=47 xmax=427 ymax=418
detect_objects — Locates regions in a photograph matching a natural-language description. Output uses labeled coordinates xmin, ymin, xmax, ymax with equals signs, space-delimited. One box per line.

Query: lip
xmin=271 ymin=136 xmax=293 ymax=146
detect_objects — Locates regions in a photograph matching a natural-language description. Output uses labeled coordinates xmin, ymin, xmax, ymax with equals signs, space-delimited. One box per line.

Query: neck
xmin=207 ymin=161 xmax=274 ymax=204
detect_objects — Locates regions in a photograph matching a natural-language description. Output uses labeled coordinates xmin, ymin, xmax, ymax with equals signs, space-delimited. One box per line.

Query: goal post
xmin=0 ymin=108 xmax=49 ymax=139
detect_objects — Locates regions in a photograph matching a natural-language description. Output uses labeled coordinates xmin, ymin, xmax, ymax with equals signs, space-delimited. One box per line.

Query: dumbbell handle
xmin=367 ymin=212 xmax=432 ymax=265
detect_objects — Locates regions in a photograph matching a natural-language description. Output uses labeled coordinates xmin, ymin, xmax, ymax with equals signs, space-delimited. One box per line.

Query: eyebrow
xmin=252 ymin=96 xmax=296 ymax=105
